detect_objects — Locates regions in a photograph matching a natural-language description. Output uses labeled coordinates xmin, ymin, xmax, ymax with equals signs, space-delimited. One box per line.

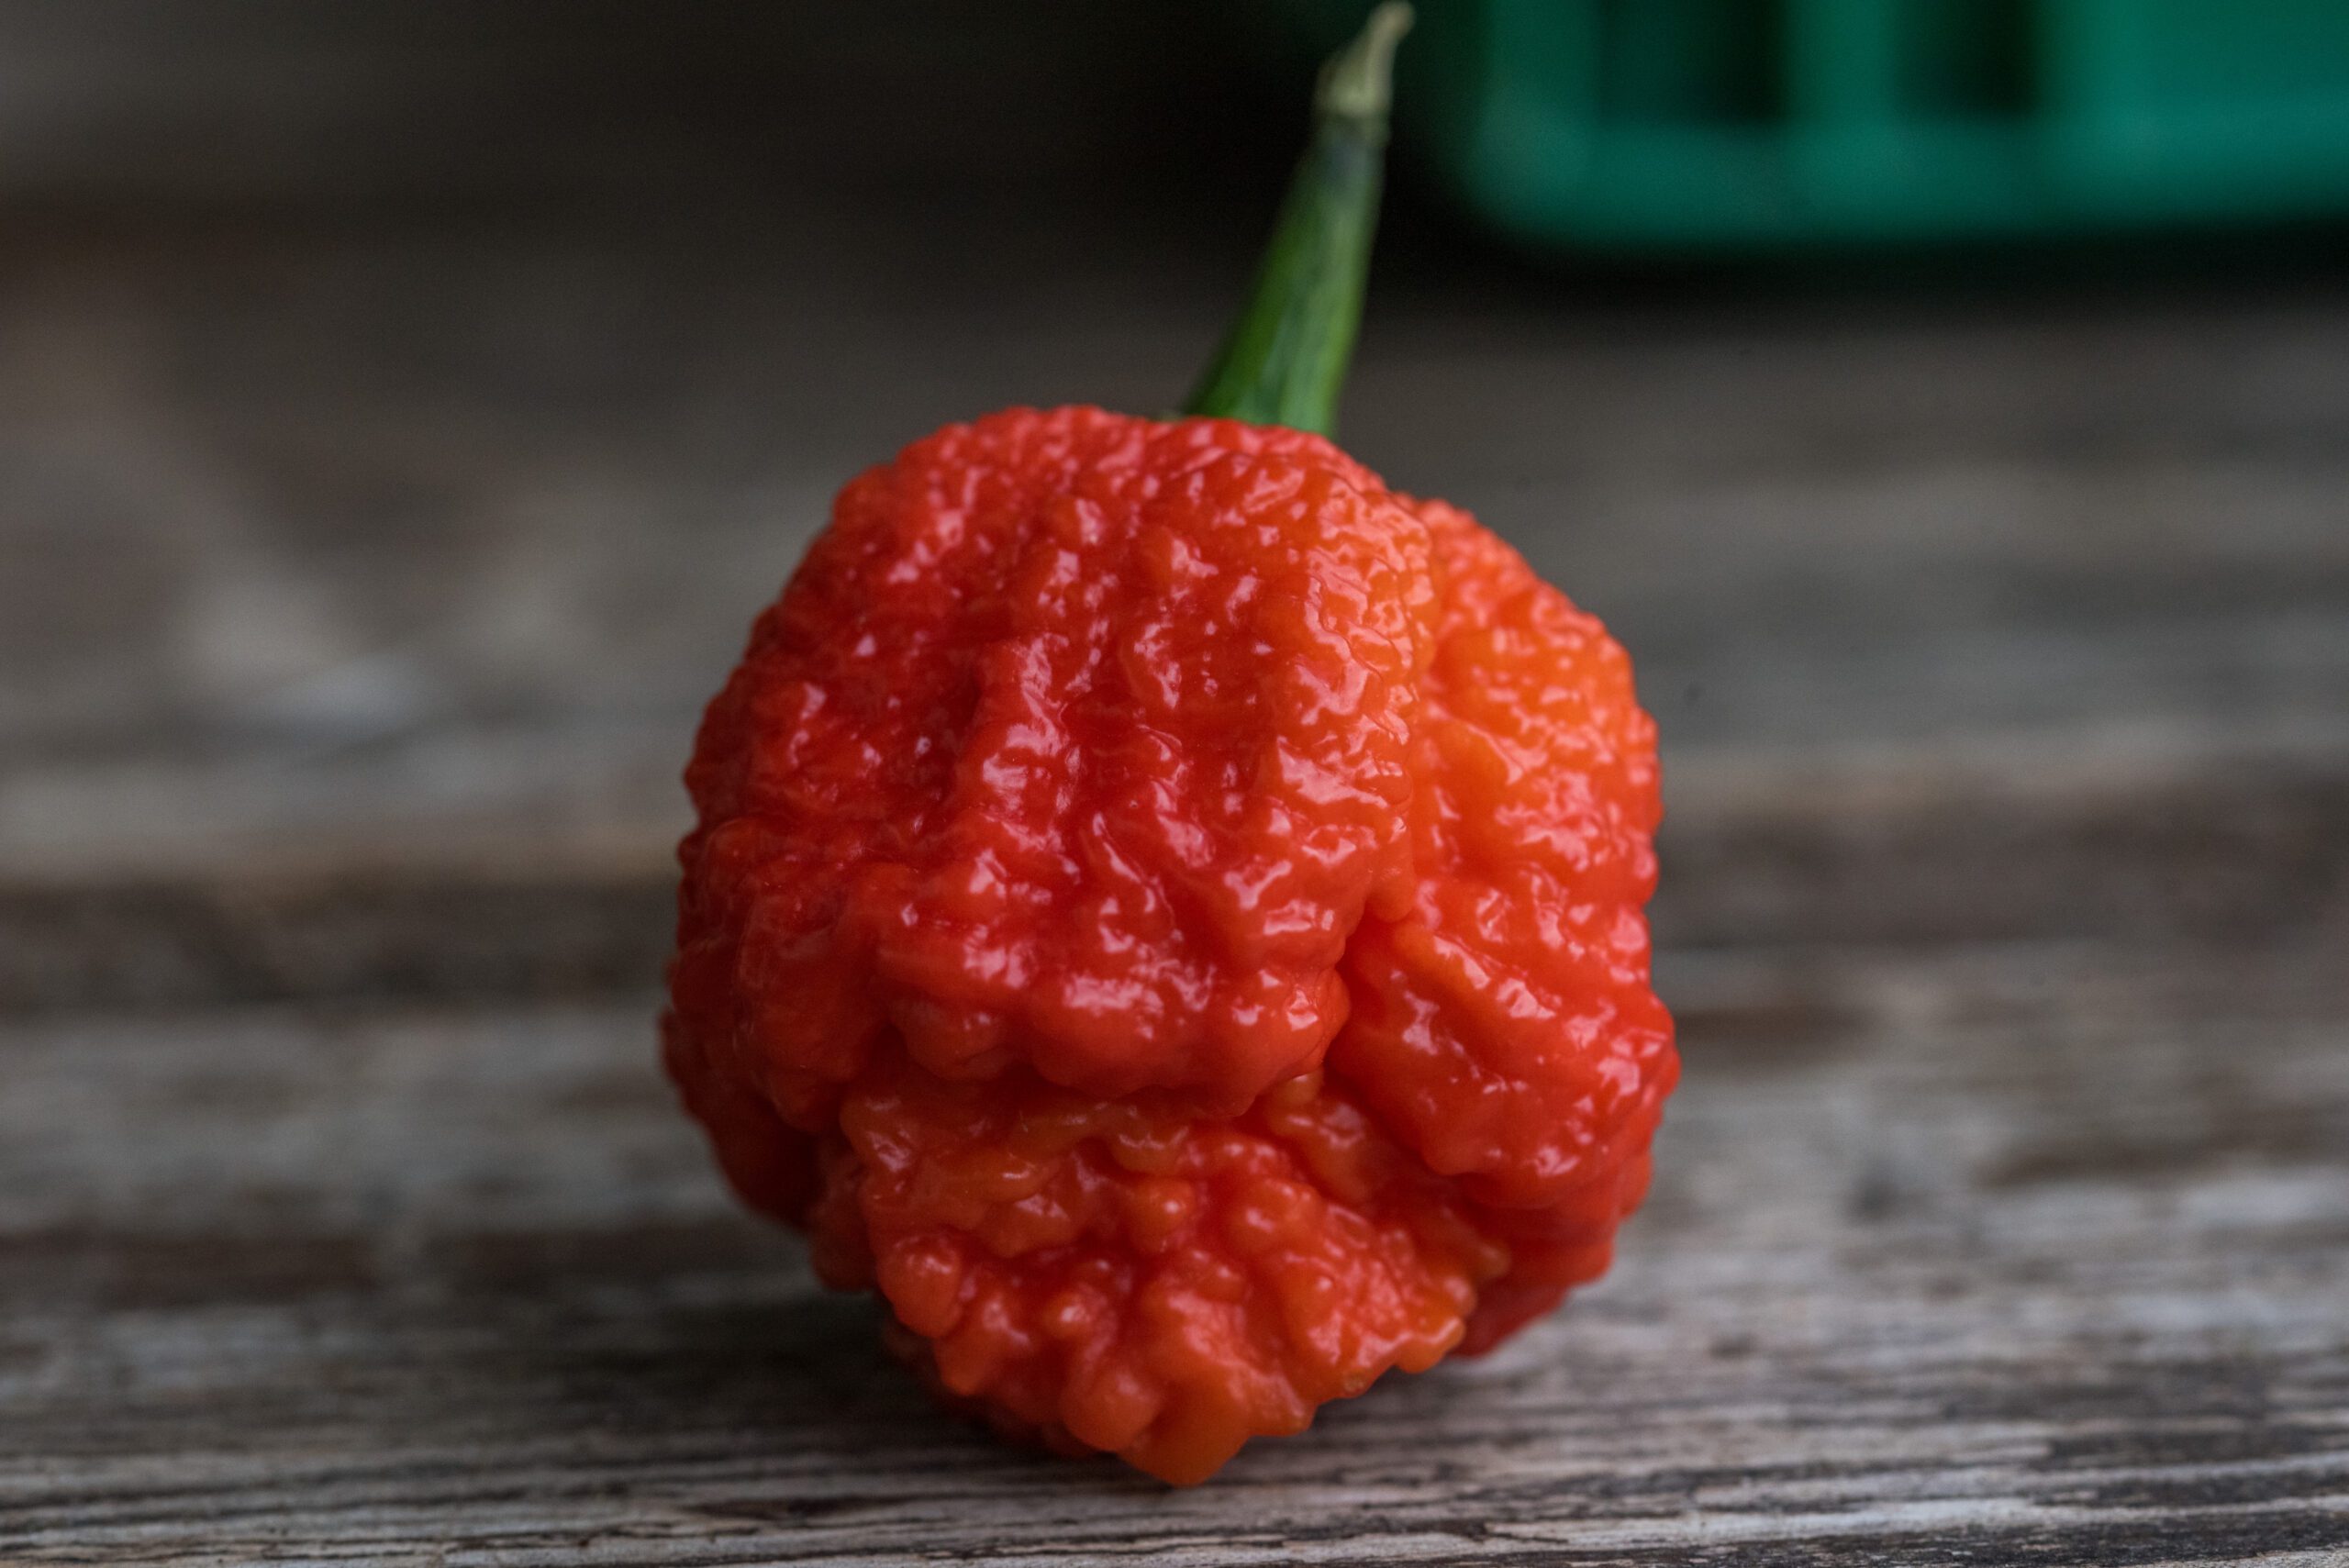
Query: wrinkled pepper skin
xmin=664 ymin=406 xmax=1675 ymax=1484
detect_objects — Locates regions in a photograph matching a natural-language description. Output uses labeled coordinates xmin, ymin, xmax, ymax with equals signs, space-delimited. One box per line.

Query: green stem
xmin=1181 ymin=3 xmax=1411 ymax=438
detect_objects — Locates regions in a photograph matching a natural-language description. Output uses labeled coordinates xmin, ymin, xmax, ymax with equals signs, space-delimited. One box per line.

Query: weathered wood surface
xmin=6 ymin=9 xmax=2349 ymax=1562
xmin=6 ymin=265 xmax=2345 ymax=1565
xmin=6 ymin=233 xmax=2346 ymax=1009
xmin=5 ymin=944 xmax=2346 ymax=1565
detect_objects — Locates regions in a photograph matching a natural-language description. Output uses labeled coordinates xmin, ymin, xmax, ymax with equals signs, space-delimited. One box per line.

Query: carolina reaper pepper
xmin=663 ymin=5 xmax=1675 ymax=1485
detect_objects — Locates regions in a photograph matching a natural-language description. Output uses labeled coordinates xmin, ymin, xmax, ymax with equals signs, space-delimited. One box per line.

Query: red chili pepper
xmin=664 ymin=4 xmax=1674 ymax=1485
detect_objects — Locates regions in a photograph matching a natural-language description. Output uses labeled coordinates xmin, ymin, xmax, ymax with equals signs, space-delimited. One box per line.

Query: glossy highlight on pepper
xmin=662 ymin=6 xmax=1675 ymax=1485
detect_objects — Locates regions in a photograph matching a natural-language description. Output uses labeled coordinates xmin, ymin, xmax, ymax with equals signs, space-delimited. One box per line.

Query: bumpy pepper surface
xmin=664 ymin=406 xmax=1675 ymax=1483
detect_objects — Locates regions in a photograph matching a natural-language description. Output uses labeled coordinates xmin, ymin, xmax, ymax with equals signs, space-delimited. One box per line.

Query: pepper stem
xmin=1181 ymin=3 xmax=1411 ymax=438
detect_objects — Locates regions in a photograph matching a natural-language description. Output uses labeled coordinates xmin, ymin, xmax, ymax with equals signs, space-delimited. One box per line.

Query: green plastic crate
xmin=1272 ymin=0 xmax=2349 ymax=252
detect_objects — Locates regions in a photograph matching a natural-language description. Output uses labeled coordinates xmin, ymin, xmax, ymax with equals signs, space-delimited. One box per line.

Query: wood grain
xmin=3 ymin=940 xmax=2345 ymax=1565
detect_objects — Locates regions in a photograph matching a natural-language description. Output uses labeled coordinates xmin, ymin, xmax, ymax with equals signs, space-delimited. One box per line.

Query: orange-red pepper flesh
xmin=665 ymin=406 xmax=1675 ymax=1484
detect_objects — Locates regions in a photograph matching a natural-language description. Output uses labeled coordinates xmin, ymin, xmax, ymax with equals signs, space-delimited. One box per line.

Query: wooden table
xmin=4 ymin=17 xmax=2348 ymax=1556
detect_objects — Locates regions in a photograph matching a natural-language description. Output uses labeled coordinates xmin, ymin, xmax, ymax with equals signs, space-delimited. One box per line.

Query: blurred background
xmin=4 ymin=0 xmax=2343 ymax=1002
xmin=5 ymin=3 xmax=2347 ymax=1559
